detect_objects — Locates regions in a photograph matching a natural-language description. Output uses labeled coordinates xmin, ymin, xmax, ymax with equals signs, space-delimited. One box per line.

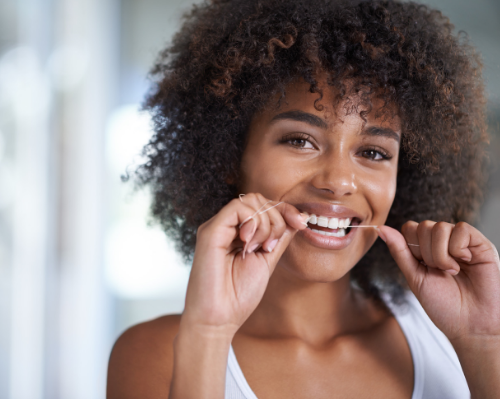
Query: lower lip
xmin=299 ymin=226 xmax=358 ymax=250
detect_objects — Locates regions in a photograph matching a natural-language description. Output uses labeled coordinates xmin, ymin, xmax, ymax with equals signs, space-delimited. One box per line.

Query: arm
xmin=379 ymin=222 xmax=500 ymax=399
xmin=452 ymin=336 xmax=500 ymax=399
xmin=169 ymin=322 xmax=234 ymax=398
xmin=107 ymin=194 xmax=308 ymax=398
xmin=164 ymin=195 xmax=306 ymax=398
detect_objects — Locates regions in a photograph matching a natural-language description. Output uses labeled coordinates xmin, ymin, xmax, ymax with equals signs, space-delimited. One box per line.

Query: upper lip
xmin=293 ymin=202 xmax=364 ymax=222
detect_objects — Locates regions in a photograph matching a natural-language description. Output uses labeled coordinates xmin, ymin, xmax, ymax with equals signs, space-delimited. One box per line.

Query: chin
xmin=276 ymin=243 xmax=356 ymax=283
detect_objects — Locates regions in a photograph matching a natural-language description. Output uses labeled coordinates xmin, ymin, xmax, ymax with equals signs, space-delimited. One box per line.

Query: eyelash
xmin=358 ymin=147 xmax=393 ymax=161
xmin=281 ymin=133 xmax=393 ymax=161
xmin=280 ymin=132 xmax=315 ymax=149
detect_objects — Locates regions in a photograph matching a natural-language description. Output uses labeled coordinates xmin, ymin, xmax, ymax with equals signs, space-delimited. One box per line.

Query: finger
xmin=417 ymin=220 xmax=437 ymax=268
xmin=378 ymin=225 xmax=426 ymax=292
xmin=236 ymin=193 xmax=272 ymax=245
xmin=245 ymin=201 xmax=307 ymax=252
xmin=244 ymin=208 xmax=272 ymax=254
xmin=260 ymin=223 xmax=299 ymax=274
xmin=245 ymin=201 xmax=307 ymax=254
xmin=260 ymin=205 xmax=287 ymax=253
xmin=431 ymin=222 xmax=461 ymax=274
xmin=249 ymin=203 xmax=309 ymax=274
xmin=401 ymin=221 xmax=421 ymax=259
xmin=199 ymin=197 xmax=268 ymax=251
xmin=280 ymin=202 xmax=310 ymax=231
xmin=449 ymin=222 xmax=474 ymax=262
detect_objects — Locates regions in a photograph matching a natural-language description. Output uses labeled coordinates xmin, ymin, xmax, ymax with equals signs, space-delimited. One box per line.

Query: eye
xmin=360 ymin=148 xmax=392 ymax=161
xmin=281 ymin=133 xmax=315 ymax=149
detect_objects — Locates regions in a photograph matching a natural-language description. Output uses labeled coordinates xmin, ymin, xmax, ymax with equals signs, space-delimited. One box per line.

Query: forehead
xmin=260 ymin=77 xmax=401 ymax=130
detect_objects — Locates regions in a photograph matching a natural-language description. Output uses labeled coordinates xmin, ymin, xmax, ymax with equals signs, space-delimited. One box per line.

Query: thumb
xmin=378 ymin=225 xmax=425 ymax=292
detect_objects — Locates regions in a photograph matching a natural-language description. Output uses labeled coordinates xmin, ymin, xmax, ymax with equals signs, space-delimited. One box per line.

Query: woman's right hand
xmin=180 ymin=193 xmax=309 ymax=336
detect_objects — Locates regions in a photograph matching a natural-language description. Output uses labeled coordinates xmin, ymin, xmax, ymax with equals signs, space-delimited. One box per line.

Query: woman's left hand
xmin=379 ymin=221 xmax=500 ymax=397
xmin=378 ymin=221 xmax=500 ymax=342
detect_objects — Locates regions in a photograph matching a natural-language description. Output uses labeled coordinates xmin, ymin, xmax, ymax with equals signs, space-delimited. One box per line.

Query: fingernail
xmin=299 ymin=213 xmax=310 ymax=222
xmin=376 ymin=227 xmax=387 ymax=242
xmin=299 ymin=213 xmax=310 ymax=228
xmin=247 ymin=243 xmax=259 ymax=253
xmin=267 ymin=239 xmax=278 ymax=252
xmin=460 ymin=257 xmax=471 ymax=262
xmin=446 ymin=269 xmax=459 ymax=276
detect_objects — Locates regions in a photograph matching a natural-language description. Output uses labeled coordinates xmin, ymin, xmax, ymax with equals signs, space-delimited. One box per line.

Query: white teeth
xmin=317 ymin=216 xmax=329 ymax=227
xmin=312 ymin=228 xmax=346 ymax=237
xmin=307 ymin=214 xmax=352 ymax=229
xmin=328 ymin=218 xmax=339 ymax=229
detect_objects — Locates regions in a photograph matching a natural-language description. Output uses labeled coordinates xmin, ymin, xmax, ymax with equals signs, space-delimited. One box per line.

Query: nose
xmin=310 ymin=148 xmax=358 ymax=197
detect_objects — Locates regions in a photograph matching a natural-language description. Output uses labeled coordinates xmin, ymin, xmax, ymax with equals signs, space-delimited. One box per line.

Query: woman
xmin=107 ymin=0 xmax=500 ymax=398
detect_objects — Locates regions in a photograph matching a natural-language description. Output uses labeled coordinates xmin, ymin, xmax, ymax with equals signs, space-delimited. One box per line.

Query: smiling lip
xmin=293 ymin=203 xmax=365 ymax=250
xmin=294 ymin=203 xmax=364 ymax=221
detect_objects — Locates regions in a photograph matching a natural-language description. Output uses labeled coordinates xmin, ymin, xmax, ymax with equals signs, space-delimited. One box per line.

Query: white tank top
xmin=225 ymin=290 xmax=470 ymax=399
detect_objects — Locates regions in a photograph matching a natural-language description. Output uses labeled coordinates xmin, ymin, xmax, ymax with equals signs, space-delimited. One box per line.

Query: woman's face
xmin=239 ymin=78 xmax=401 ymax=282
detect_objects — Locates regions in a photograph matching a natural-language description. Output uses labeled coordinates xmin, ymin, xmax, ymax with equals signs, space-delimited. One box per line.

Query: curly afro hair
xmin=135 ymin=0 xmax=488 ymax=304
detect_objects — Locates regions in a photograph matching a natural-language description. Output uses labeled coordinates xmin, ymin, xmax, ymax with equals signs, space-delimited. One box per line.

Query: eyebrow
xmin=270 ymin=110 xmax=328 ymax=129
xmin=361 ymin=126 xmax=400 ymax=142
xmin=270 ymin=110 xmax=400 ymax=142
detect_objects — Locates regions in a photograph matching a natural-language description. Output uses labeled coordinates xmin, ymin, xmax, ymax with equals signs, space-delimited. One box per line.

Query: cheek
xmin=362 ymin=168 xmax=397 ymax=220
xmin=240 ymin=148 xmax=304 ymax=199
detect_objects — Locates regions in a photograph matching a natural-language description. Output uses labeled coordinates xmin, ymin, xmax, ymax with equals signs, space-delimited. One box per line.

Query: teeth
xmin=307 ymin=215 xmax=352 ymax=229
xmin=312 ymin=228 xmax=346 ymax=237
xmin=317 ymin=216 xmax=329 ymax=227
xmin=328 ymin=218 xmax=339 ymax=229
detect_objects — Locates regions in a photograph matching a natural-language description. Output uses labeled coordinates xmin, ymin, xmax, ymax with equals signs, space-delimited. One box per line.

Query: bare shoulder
xmin=107 ymin=314 xmax=182 ymax=399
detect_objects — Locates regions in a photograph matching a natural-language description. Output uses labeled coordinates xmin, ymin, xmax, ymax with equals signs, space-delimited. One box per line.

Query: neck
xmin=239 ymin=264 xmax=389 ymax=347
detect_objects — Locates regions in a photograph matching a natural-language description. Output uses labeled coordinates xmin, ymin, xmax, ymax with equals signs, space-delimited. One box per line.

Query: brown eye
xmin=289 ymin=138 xmax=314 ymax=149
xmin=361 ymin=149 xmax=391 ymax=161
xmin=280 ymin=133 xmax=315 ymax=149
xmin=291 ymin=139 xmax=308 ymax=147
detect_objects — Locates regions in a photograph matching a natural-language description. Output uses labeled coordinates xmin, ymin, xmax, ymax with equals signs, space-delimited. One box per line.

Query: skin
xmin=107 ymin=78 xmax=500 ymax=399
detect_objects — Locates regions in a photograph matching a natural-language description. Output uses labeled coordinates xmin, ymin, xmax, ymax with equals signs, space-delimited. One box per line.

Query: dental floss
xmin=237 ymin=195 xmax=421 ymax=248
xmin=258 ymin=202 xmax=284 ymax=215
xmin=345 ymin=225 xmax=420 ymax=246
xmin=238 ymin=200 xmax=272 ymax=229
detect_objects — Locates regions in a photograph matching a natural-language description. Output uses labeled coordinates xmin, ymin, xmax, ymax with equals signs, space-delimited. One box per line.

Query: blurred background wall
xmin=0 ymin=0 xmax=498 ymax=398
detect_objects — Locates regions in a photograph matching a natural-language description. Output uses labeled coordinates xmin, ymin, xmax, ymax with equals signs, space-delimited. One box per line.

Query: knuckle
xmin=198 ymin=220 xmax=208 ymax=232
xmin=454 ymin=221 xmax=470 ymax=231
xmin=243 ymin=193 xmax=257 ymax=204
xmin=417 ymin=220 xmax=433 ymax=235
xmin=196 ymin=222 xmax=210 ymax=239
xmin=233 ymin=197 xmax=245 ymax=208
xmin=401 ymin=221 xmax=416 ymax=235
xmin=255 ymin=192 xmax=268 ymax=202
xmin=433 ymin=221 xmax=452 ymax=236
xmin=434 ymin=221 xmax=449 ymax=230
